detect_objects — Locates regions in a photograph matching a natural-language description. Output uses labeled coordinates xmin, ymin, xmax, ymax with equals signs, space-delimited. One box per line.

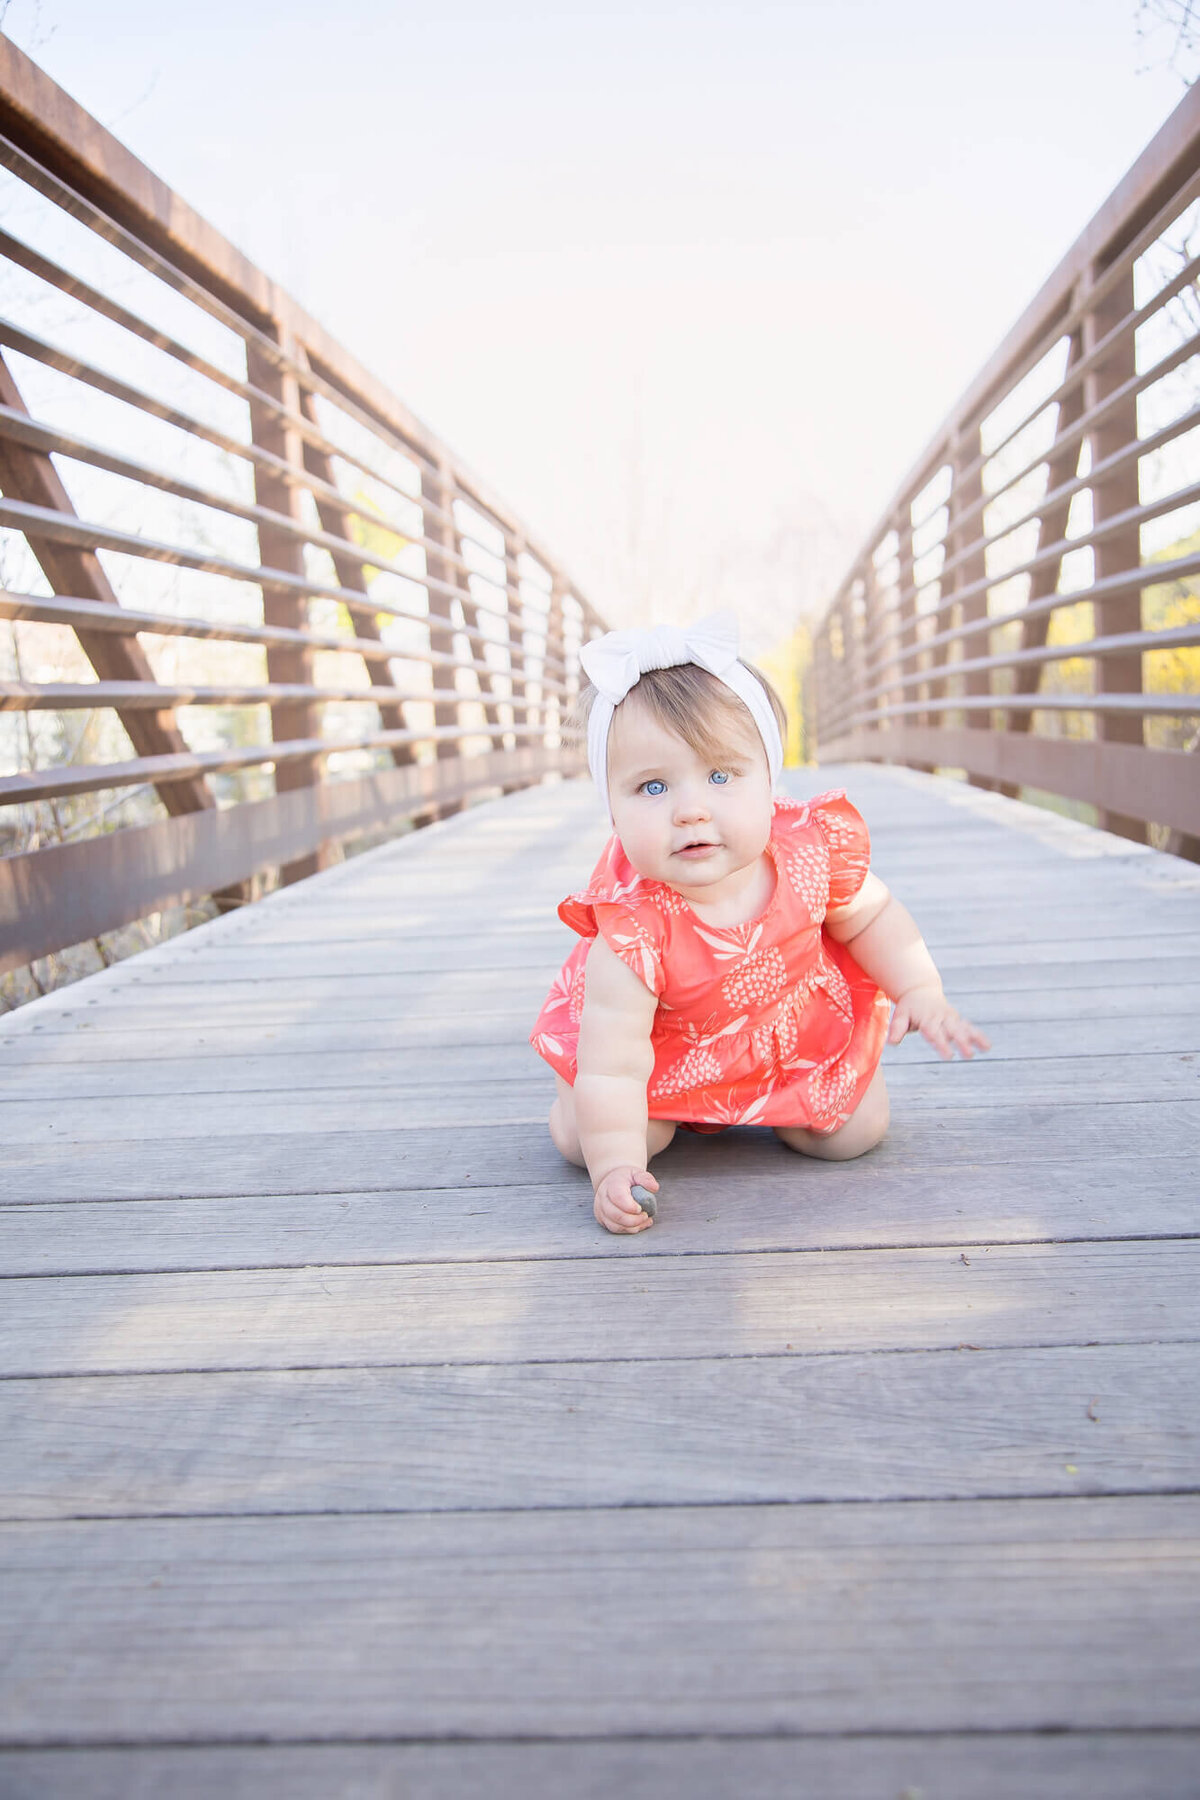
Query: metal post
xmin=997 ymin=325 xmax=1087 ymax=797
xmin=420 ymin=456 xmax=467 ymax=819
xmin=296 ymin=367 xmax=417 ymax=770
xmin=247 ymin=331 xmax=328 ymax=882
xmin=1082 ymin=264 xmax=1146 ymax=842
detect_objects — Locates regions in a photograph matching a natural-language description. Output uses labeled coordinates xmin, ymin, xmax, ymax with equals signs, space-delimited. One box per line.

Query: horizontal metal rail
xmin=812 ymin=78 xmax=1200 ymax=852
xmin=0 ymin=589 xmax=561 ymax=685
xmin=0 ymin=722 xmax=555 ymax=806
xmin=0 ymin=40 xmax=599 ymax=977
xmin=0 ymin=494 xmax=551 ymax=645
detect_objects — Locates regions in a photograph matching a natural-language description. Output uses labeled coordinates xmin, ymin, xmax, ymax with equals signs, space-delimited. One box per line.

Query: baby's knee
xmin=777 ymin=1076 xmax=889 ymax=1162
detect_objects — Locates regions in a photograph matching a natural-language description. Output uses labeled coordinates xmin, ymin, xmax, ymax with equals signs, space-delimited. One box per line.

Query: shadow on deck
xmin=1 ymin=764 xmax=1198 ymax=1797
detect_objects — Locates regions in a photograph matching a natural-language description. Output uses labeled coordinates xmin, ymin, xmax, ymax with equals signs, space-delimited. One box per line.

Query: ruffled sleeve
xmin=808 ymin=790 xmax=872 ymax=908
xmin=557 ymin=837 xmax=665 ymax=997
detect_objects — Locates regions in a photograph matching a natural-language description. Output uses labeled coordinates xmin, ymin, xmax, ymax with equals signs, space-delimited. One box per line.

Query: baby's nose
xmin=674 ymin=789 xmax=711 ymax=822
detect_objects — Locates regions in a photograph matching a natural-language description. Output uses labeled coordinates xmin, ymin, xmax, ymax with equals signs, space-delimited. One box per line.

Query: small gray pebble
xmin=630 ymin=1184 xmax=657 ymax=1220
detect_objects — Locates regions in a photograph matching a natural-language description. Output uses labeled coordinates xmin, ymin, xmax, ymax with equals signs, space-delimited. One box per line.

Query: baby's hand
xmin=594 ymin=1165 xmax=658 ymax=1234
xmin=889 ymin=984 xmax=991 ymax=1061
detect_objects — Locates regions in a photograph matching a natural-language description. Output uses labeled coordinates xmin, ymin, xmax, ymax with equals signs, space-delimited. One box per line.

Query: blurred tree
xmin=1137 ymin=1 xmax=1200 ymax=83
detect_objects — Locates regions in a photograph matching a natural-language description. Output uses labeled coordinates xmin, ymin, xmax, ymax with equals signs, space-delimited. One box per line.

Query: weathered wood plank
xmin=102 ymin=928 xmax=1200 ymax=985
xmin=4 ymin=1051 xmax=1194 ymax=1142
xmin=1 ymin=1102 xmax=1194 ymax=1201
xmin=4 ymin=998 xmax=1196 ymax=1068
xmin=121 ymin=932 xmax=571 ymax=979
xmin=3 ymin=1343 xmax=1195 ymax=1519
xmin=1 ymin=1241 xmax=1195 ymax=1377
xmin=0 ymin=760 xmax=1194 ymax=1770
xmin=0 ymin=1049 xmax=1195 ymax=1123
xmin=1 ymin=1499 xmax=1197 ymax=1739
xmin=0 ymin=1153 xmax=1193 ymax=1273
xmin=9 ymin=976 xmax=1200 ymax=1042
xmin=2 ymin=1734 xmax=1198 ymax=1800
xmin=68 ymin=951 xmax=1200 ymax=998
xmin=223 ymin=892 xmax=1194 ymax=951
xmin=2 ymin=956 xmax=1190 ymax=1051
xmin=1 ymin=1009 xmax=535 ymax=1057
xmin=1 ymin=1015 xmax=1194 ymax=1091
xmin=0 ymin=1076 xmax=554 ymax=1140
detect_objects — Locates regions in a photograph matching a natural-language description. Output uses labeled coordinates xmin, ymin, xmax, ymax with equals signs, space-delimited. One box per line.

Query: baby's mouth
xmin=676 ymin=839 xmax=719 ymax=856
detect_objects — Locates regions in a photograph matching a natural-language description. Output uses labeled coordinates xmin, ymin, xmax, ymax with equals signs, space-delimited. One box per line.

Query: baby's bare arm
xmin=826 ymin=872 xmax=990 ymax=1060
xmin=575 ymin=937 xmax=660 ymax=1231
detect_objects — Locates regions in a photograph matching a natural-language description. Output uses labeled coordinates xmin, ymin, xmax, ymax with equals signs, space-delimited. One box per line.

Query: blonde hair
xmin=573 ymin=659 xmax=787 ymax=770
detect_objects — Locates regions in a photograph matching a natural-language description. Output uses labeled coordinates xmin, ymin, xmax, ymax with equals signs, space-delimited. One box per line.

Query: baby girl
xmin=531 ymin=612 xmax=989 ymax=1233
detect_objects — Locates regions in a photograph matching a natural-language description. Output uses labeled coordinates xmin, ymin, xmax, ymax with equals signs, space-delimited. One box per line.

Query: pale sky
xmin=1 ymin=0 xmax=1196 ymax=642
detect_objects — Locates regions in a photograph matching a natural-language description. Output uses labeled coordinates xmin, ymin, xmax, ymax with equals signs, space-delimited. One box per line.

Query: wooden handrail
xmin=0 ymin=44 xmax=599 ymax=980
xmin=812 ymin=78 xmax=1200 ymax=855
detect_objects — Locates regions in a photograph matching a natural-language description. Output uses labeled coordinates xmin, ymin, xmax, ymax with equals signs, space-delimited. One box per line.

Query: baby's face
xmin=606 ymin=702 xmax=774 ymax=897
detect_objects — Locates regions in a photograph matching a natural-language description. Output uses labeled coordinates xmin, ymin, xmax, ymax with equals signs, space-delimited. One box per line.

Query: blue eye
xmin=642 ymin=779 xmax=666 ymax=796
xmin=710 ymin=770 xmax=730 ymax=785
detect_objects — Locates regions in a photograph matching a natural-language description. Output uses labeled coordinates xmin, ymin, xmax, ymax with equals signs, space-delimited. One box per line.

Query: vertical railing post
xmin=923 ymin=449 xmax=957 ymax=731
xmin=545 ymin=573 xmax=567 ymax=745
xmin=997 ymin=323 xmax=1086 ymax=797
xmin=845 ymin=576 xmax=870 ymax=756
xmin=295 ymin=357 xmax=417 ymax=771
xmin=823 ymin=602 xmax=847 ymax=754
xmin=892 ymin=513 xmax=926 ymax=769
xmin=942 ymin=425 xmax=993 ymax=786
xmin=246 ymin=330 xmax=328 ymax=882
xmin=1082 ymin=264 xmax=1145 ymax=842
xmin=420 ymin=456 xmax=467 ymax=818
xmin=828 ymin=583 xmax=857 ymax=757
xmin=860 ymin=554 xmax=888 ymax=758
xmin=502 ymin=530 xmax=532 ymax=788
xmin=811 ymin=626 xmax=830 ymax=759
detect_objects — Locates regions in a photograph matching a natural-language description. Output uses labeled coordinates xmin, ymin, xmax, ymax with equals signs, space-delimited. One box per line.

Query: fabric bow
xmin=580 ymin=611 xmax=740 ymax=703
xmin=578 ymin=608 xmax=784 ymax=821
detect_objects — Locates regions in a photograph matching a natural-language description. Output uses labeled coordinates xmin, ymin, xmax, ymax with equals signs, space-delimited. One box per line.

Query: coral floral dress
xmin=531 ymin=791 xmax=890 ymax=1134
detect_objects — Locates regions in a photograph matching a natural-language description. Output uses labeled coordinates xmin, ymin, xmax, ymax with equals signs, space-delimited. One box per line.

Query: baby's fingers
xmin=922 ymin=1017 xmax=955 ymax=1061
xmin=595 ymin=1195 xmax=650 ymax=1234
xmin=958 ymin=1020 xmax=992 ymax=1056
xmin=888 ymin=1002 xmax=913 ymax=1045
xmin=594 ymin=1175 xmax=651 ymax=1235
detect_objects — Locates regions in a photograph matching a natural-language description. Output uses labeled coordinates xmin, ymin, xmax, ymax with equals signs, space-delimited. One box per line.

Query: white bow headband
xmin=579 ymin=610 xmax=784 ymax=820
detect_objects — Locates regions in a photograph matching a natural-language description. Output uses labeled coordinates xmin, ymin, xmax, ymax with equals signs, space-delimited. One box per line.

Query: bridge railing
xmin=812 ymin=81 xmax=1200 ymax=858
xmin=0 ymin=40 xmax=602 ymax=983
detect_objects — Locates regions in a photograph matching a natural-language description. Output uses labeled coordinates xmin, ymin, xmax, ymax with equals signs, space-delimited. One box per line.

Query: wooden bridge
xmin=1 ymin=38 xmax=1198 ymax=1800
xmin=3 ymin=760 xmax=1199 ymax=1795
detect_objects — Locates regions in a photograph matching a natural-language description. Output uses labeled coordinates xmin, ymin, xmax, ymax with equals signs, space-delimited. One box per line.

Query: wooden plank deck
xmin=1 ymin=763 xmax=1198 ymax=1798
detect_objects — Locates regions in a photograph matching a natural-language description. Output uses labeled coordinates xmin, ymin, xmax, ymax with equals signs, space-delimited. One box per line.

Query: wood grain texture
xmin=2 ymin=1343 xmax=1195 ymax=1519
xmin=1 ymin=1241 xmax=1195 ymax=1377
xmin=9 ymin=973 xmax=1199 ymax=1043
xmin=0 ymin=1153 xmax=1192 ymax=1274
xmin=2 ymin=1736 xmax=1199 ymax=1800
xmin=2 ymin=1101 xmax=1196 ymax=1201
xmin=3 ymin=1040 xmax=1197 ymax=1104
xmin=1 ymin=763 xmax=1196 ymax=1769
xmin=1 ymin=1050 xmax=1196 ymax=1135
xmin=1 ymin=1499 xmax=1197 ymax=1740
xmin=84 ymin=929 xmax=1200 ymax=983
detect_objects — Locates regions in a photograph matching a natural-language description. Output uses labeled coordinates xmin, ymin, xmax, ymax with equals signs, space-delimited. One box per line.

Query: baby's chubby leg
xmin=774 ymin=1067 xmax=889 ymax=1162
xmin=548 ymin=1074 xmax=677 ymax=1169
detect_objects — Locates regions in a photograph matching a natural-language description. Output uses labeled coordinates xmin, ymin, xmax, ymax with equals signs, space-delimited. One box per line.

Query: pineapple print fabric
xmin=531 ymin=791 xmax=890 ymax=1133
